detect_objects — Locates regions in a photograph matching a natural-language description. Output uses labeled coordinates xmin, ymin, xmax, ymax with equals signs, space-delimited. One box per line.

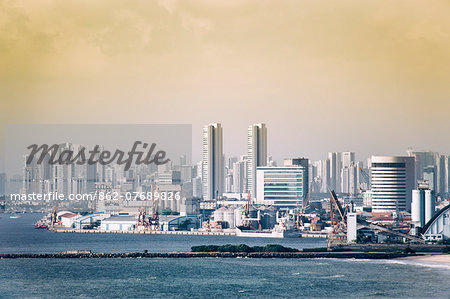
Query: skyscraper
xmin=328 ymin=152 xmax=342 ymax=192
xmin=342 ymin=152 xmax=355 ymax=168
xmin=370 ymin=156 xmax=415 ymax=212
xmin=247 ymin=123 xmax=267 ymax=198
xmin=202 ymin=123 xmax=224 ymax=201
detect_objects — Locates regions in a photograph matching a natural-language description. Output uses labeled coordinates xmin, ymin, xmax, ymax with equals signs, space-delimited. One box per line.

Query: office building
xmin=370 ymin=156 xmax=415 ymax=212
xmin=256 ymin=166 xmax=307 ymax=208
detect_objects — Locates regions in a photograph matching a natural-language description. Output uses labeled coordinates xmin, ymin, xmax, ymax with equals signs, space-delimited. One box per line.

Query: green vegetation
xmin=191 ymin=244 xmax=298 ymax=253
xmin=442 ymin=247 xmax=450 ymax=254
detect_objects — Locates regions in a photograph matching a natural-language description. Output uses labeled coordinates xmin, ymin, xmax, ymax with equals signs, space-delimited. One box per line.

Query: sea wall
xmin=0 ymin=251 xmax=411 ymax=259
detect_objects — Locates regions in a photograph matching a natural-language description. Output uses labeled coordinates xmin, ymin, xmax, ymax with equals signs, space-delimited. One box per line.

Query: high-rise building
xmin=370 ymin=156 xmax=415 ymax=212
xmin=232 ymin=160 xmax=246 ymax=194
xmin=247 ymin=123 xmax=267 ymax=198
xmin=342 ymin=152 xmax=355 ymax=168
xmin=320 ymin=159 xmax=330 ymax=193
xmin=328 ymin=152 xmax=342 ymax=193
xmin=202 ymin=123 xmax=224 ymax=201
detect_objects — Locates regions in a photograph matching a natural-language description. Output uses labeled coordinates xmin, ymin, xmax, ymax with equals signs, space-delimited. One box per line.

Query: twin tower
xmin=202 ymin=123 xmax=267 ymax=201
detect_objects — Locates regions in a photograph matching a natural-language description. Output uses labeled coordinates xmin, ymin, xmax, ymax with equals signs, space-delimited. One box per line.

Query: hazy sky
xmin=1 ymin=0 xmax=449 ymax=166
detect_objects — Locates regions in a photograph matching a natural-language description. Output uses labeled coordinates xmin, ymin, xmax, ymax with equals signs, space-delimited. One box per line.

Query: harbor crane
xmin=328 ymin=190 xmax=425 ymax=246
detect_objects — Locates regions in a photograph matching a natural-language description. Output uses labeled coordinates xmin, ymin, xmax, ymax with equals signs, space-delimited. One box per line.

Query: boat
xmin=9 ymin=215 xmax=21 ymax=219
xmin=235 ymin=227 xmax=298 ymax=238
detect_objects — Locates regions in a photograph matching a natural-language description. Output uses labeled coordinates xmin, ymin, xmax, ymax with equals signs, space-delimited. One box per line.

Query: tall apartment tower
xmin=202 ymin=123 xmax=224 ymax=201
xmin=247 ymin=123 xmax=267 ymax=198
xmin=328 ymin=152 xmax=342 ymax=193
xmin=370 ymin=156 xmax=415 ymax=212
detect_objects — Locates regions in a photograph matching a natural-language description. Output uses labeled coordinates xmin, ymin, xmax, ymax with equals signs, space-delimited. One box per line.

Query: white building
xmin=101 ymin=215 xmax=136 ymax=231
xmin=59 ymin=212 xmax=78 ymax=228
xmin=232 ymin=160 xmax=246 ymax=194
xmin=247 ymin=123 xmax=267 ymax=198
xmin=202 ymin=123 xmax=224 ymax=201
xmin=256 ymin=166 xmax=307 ymax=208
xmin=370 ymin=156 xmax=415 ymax=212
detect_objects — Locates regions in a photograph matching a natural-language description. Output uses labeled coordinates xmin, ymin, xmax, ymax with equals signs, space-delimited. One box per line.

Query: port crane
xmin=295 ymin=188 xmax=311 ymax=229
xmin=328 ymin=190 xmax=425 ymax=246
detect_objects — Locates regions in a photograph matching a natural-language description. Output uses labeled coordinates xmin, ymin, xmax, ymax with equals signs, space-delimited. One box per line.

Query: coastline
xmin=398 ymin=254 xmax=450 ymax=266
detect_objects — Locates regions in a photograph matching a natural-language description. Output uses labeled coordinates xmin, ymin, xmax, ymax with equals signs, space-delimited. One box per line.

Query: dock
xmin=48 ymin=227 xmax=237 ymax=236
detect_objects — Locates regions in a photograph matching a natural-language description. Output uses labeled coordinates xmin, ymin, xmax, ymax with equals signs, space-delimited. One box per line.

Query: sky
xmin=1 ymin=0 xmax=449 ymax=167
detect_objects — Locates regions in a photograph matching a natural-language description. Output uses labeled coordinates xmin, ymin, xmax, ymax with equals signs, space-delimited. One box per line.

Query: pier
xmin=48 ymin=227 xmax=237 ymax=236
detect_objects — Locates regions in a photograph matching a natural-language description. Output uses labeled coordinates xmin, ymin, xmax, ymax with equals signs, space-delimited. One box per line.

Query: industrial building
xmin=422 ymin=204 xmax=450 ymax=241
xmin=100 ymin=215 xmax=136 ymax=231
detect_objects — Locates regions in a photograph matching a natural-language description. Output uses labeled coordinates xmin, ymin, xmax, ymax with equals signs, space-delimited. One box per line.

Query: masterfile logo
xmin=26 ymin=141 xmax=170 ymax=171
xmin=3 ymin=124 xmax=192 ymax=179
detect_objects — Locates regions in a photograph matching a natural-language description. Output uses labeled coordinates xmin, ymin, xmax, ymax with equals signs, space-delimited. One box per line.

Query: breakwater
xmin=0 ymin=251 xmax=412 ymax=259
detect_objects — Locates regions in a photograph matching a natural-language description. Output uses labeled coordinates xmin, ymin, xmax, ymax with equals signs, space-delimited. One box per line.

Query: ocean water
xmin=0 ymin=213 xmax=327 ymax=253
xmin=1 ymin=214 xmax=449 ymax=298
xmin=1 ymin=258 xmax=449 ymax=298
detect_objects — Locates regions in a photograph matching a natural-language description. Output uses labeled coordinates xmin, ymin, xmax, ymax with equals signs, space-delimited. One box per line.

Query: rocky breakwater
xmin=0 ymin=251 xmax=411 ymax=259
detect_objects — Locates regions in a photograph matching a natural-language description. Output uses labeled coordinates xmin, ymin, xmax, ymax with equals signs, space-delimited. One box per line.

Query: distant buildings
xmin=407 ymin=150 xmax=449 ymax=195
xmin=202 ymin=123 xmax=224 ymax=201
xmin=370 ymin=156 xmax=415 ymax=212
xmin=232 ymin=158 xmax=247 ymax=194
xmin=247 ymin=123 xmax=267 ymax=198
xmin=309 ymin=151 xmax=363 ymax=195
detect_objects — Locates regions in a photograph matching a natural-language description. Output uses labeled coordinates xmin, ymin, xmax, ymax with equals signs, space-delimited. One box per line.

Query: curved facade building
xmin=370 ymin=156 xmax=415 ymax=212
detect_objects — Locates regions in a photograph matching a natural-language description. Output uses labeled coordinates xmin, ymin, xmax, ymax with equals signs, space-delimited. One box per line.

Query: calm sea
xmin=0 ymin=213 xmax=449 ymax=298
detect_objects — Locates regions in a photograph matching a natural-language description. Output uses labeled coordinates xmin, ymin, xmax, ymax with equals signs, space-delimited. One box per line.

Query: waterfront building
xmin=256 ymin=166 xmax=307 ymax=208
xmin=100 ymin=215 xmax=136 ymax=231
xmin=247 ymin=123 xmax=267 ymax=198
xmin=202 ymin=123 xmax=224 ymax=201
xmin=369 ymin=156 xmax=415 ymax=212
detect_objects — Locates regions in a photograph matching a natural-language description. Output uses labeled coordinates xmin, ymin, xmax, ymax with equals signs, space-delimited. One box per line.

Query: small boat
xmin=10 ymin=215 xmax=21 ymax=219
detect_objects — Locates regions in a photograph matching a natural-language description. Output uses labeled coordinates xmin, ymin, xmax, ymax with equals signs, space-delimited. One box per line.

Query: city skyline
xmin=1 ymin=1 xmax=450 ymax=165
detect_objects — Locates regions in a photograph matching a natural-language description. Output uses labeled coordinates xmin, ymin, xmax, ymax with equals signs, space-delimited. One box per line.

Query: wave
xmin=342 ymin=258 xmax=450 ymax=271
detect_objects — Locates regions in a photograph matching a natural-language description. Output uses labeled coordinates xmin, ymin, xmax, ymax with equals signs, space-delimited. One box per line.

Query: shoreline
xmin=398 ymin=254 xmax=450 ymax=266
